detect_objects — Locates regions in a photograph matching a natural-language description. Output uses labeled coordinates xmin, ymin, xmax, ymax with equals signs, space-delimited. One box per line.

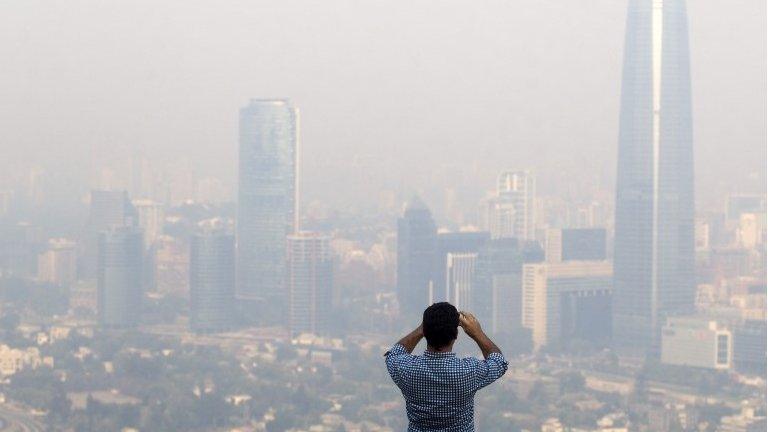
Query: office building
xmin=737 ymin=213 xmax=766 ymax=249
xmin=472 ymin=238 xmax=526 ymax=335
xmin=90 ymin=190 xmax=136 ymax=230
xmin=97 ymin=227 xmax=143 ymax=328
xmin=0 ymin=223 xmax=44 ymax=278
xmin=613 ymin=0 xmax=696 ymax=353
xmin=288 ymin=232 xmax=332 ymax=337
xmin=37 ymin=238 xmax=77 ymax=286
xmin=132 ymin=199 xmax=164 ymax=249
xmin=660 ymin=316 xmax=731 ymax=370
xmin=732 ymin=320 xmax=767 ymax=375
xmin=190 ymin=230 xmax=236 ymax=333
xmin=446 ymin=252 xmax=477 ymax=310
xmin=434 ymin=231 xmax=489 ymax=303
xmin=726 ymin=195 xmax=766 ymax=221
xmin=396 ymin=197 xmax=437 ymax=316
xmin=83 ymin=190 xmax=136 ymax=278
xmin=545 ymin=228 xmax=607 ymax=263
xmin=523 ymin=261 xmax=612 ymax=350
xmin=237 ymin=99 xmax=298 ymax=315
xmin=484 ymin=171 xmax=535 ymax=240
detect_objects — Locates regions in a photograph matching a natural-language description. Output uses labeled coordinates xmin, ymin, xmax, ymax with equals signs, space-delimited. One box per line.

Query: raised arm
xmin=395 ymin=324 xmax=424 ymax=353
xmin=459 ymin=312 xmax=502 ymax=359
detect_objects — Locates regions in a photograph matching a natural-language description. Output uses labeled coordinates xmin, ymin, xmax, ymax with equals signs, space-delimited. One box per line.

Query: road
xmin=0 ymin=403 xmax=45 ymax=432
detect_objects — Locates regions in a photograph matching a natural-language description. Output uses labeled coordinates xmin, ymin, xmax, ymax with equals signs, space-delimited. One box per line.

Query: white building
xmin=661 ymin=316 xmax=732 ymax=370
xmin=37 ymin=238 xmax=77 ymax=286
xmin=446 ymin=252 xmax=477 ymax=310
xmin=0 ymin=345 xmax=50 ymax=376
xmin=522 ymin=261 xmax=612 ymax=350
xmin=132 ymin=199 xmax=164 ymax=249
xmin=482 ymin=171 xmax=535 ymax=241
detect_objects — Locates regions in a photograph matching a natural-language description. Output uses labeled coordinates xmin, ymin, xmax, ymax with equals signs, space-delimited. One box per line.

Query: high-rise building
xmin=471 ymin=238 xmax=526 ymax=335
xmin=37 ymin=238 xmax=77 ymax=286
xmin=132 ymin=199 xmax=164 ymax=250
xmin=483 ymin=171 xmax=535 ymax=241
xmin=434 ymin=231 xmax=489 ymax=303
xmin=132 ymin=199 xmax=164 ymax=292
xmin=97 ymin=227 xmax=143 ymax=328
xmin=287 ymin=232 xmax=332 ymax=337
xmin=0 ymin=223 xmax=43 ymax=278
xmin=660 ymin=317 xmax=731 ymax=370
xmin=523 ymin=261 xmax=612 ymax=350
xmin=83 ymin=190 xmax=136 ymax=278
xmin=190 ymin=229 xmax=235 ymax=333
xmin=236 ymin=99 xmax=298 ymax=314
xmin=89 ymin=190 xmax=136 ymax=231
xmin=446 ymin=252 xmax=477 ymax=310
xmin=397 ymin=197 xmax=437 ymax=316
xmin=732 ymin=320 xmax=767 ymax=375
xmin=545 ymin=228 xmax=607 ymax=263
xmin=613 ymin=0 xmax=696 ymax=353
xmin=726 ymin=194 xmax=766 ymax=221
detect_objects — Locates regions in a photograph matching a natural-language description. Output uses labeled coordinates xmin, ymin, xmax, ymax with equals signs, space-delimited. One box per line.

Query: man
xmin=384 ymin=302 xmax=508 ymax=431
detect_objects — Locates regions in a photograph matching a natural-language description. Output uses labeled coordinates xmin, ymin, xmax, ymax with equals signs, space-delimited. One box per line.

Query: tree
xmin=559 ymin=371 xmax=586 ymax=395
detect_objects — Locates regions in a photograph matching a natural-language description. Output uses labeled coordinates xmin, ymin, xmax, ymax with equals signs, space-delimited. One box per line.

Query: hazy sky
xmin=1 ymin=0 xmax=765 ymax=211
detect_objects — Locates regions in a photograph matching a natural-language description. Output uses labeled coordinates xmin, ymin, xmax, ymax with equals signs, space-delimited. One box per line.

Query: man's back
xmin=385 ymin=344 xmax=508 ymax=431
xmin=384 ymin=305 xmax=509 ymax=431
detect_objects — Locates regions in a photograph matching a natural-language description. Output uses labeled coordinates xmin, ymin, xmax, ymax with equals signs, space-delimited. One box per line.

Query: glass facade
xmin=237 ymin=99 xmax=298 ymax=318
xmin=561 ymin=228 xmax=607 ymax=262
xmin=613 ymin=0 xmax=695 ymax=353
xmin=287 ymin=233 xmax=332 ymax=337
xmin=190 ymin=230 xmax=236 ymax=333
xmin=97 ymin=227 xmax=143 ymax=328
xmin=396 ymin=197 xmax=437 ymax=316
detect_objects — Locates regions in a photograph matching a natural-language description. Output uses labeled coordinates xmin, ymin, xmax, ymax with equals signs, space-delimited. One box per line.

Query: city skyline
xmin=0 ymin=1 xmax=763 ymax=215
xmin=0 ymin=1 xmax=763 ymax=430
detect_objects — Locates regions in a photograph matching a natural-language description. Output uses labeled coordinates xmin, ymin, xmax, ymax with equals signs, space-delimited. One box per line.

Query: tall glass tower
xmin=98 ymin=226 xmax=143 ymax=328
xmin=613 ymin=0 xmax=695 ymax=353
xmin=396 ymin=197 xmax=437 ymax=316
xmin=237 ymin=99 xmax=298 ymax=319
xmin=190 ymin=229 xmax=236 ymax=333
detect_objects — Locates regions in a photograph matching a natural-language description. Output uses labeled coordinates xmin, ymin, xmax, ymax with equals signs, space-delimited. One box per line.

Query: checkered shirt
xmin=384 ymin=343 xmax=508 ymax=431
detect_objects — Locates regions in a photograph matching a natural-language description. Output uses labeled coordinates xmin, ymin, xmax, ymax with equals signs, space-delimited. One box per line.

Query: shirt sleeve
xmin=384 ymin=343 xmax=411 ymax=387
xmin=464 ymin=352 xmax=509 ymax=391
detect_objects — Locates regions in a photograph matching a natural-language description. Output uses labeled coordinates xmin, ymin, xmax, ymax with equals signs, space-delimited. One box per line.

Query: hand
xmin=459 ymin=311 xmax=483 ymax=339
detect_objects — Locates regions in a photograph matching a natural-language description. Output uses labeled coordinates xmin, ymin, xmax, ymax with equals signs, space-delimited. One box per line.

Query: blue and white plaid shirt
xmin=384 ymin=343 xmax=509 ymax=431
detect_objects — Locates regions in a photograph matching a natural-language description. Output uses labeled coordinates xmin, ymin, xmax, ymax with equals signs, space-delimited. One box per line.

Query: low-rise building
xmin=660 ymin=316 xmax=731 ymax=370
xmin=0 ymin=345 xmax=49 ymax=375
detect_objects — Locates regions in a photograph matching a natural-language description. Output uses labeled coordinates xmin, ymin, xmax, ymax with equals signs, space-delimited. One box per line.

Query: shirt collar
xmin=423 ymin=350 xmax=456 ymax=358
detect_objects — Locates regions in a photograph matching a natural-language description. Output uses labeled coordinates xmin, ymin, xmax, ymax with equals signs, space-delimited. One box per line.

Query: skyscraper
xmin=471 ymin=238 xmax=525 ymax=335
xmin=433 ymin=231 xmax=489 ymax=303
xmin=613 ymin=0 xmax=695 ymax=353
xmin=287 ymin=232 xmax=332 ymax=337
xmin=483 ymin=171 xmax=535 ymax=241
xmin=83 ymin=190 xmax=136 ymax=278
xmin=190 ymin=229 xmax=236 ymax=333
xmin=446 ymin=252 xmax=477 ymax=310
xmin=90 ymin=190 xmax=136 ymax=231
xmin=97 ymin=227 xmax=143 ymax=328
xmin=396 ymin=197 xmax=437 ymax=316
xmin=237 ymin=99 xmax=298 ymax=318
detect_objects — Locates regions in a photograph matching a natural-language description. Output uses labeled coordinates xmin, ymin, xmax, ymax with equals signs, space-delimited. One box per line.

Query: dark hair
xmin=422 ymin=302 xmax=459 ymax=349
